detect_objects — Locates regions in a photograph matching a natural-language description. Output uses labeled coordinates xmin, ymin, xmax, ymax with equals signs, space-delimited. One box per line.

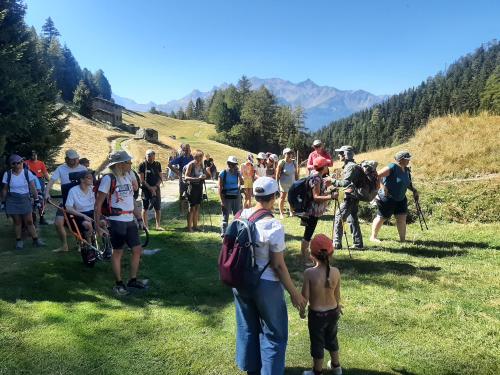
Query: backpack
xmin=288 ymin=176 xmax=313 ymax=216
xmin=351 ymin=161 xmax=379 ymax=202
xmin=6 ymin=168 xmax=30 ymax=193
xmin=218 ymin=209 xmax=273 ymax=290
xmin=93 ymin=173 xmax=118 ymax=216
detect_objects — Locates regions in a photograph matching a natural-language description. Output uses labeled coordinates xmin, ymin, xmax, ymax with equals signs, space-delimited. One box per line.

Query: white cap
xmin=227 ymin=156 xmax=238 ymax=164
xmin=257 ymin=152 xmax=267 ymax=160
xmin=282 ymin=148 xmax=292 ymax=155
xmin=146 ymin=149 xmax=155 ymax=156
xmin=253 ymin=177 xmax=279 ymax=196
xmin=65 ymin=149 xmax=80 ymax=159
xmin=312 ymin=139 xmax=322 ymax=147
xmin=270 ymin=154 xmax=279 ymax=162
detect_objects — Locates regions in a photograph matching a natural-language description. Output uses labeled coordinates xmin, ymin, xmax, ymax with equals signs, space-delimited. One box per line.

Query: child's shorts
xmin=308 ymin=306 xmax=341 ymax=359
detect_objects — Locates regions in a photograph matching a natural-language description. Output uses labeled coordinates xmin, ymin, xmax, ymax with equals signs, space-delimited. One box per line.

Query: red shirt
xmin=307 ymin=149 xmax=333 ymax=171
xmin=26 ymin=160 xmax=48 ymax=178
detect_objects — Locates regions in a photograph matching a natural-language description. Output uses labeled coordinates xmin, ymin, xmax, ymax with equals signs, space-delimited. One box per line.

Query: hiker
xmin=232 ymin=177 xmax=307 ymax=375
xmin=79 ymin=158 xmax=90 ymax=168
xmin=45 ymin=149 xmax=87 ymax=252
xmin=1 ymin=154 xmax=45 ymax=249
xmin=25 ymin=150 xmax=50 ymax=224
xmin=139 ymin=149 xmax=164 ymax=231
xmin=301 ymin=234 xmax=343 ymax=375
xmin=301 ymin=157 xmax=337 ymax=267
xmin=330 ymin=145 xmax=364 ymax=250
xmin=204 ymin=153 xmax=217 ymax=180
xmin=241 ymin=154 xmax=256 ymax=209
xmin=95 ymin=151 xmax=146 ymax=296
xmin=266 ymin=154 xmax=278 ymax=179
xmin=370 ymin=151 xmax=419 ymax=243
xmin=168 ymin=143 xmax=193 ymax=207
xmin=219 ymin=156 xmax=243 ymax=237
xmin=65 ymin=169 xmax=96 ymax=243
xmin=307 ymin=140 xmax=333 ymax=173
xmin=255 ymin=152 xmax=268 ymax=178
xmin=276 ymin=148 xmax=299 ymax=219
xmin=184 ymin=150 xmax=206 ymax=232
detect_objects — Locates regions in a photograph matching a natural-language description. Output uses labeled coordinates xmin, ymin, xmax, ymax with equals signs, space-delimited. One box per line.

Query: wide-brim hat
xmin=395 ymin=150 xmax=412 ymax=161
xmin=107 ymin=150 xmax=132 ymax=168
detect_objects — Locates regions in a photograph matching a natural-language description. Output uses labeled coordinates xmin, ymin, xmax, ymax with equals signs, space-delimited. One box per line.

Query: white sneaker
xmin=327 ymin=360 xmax=342 ymax=375
xmin=302 ymin=371 xmax=316 ymax=375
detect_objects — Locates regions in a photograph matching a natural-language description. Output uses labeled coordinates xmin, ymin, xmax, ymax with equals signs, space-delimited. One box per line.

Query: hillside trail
xmin=416 ymin=173 xmax=500 ymax=184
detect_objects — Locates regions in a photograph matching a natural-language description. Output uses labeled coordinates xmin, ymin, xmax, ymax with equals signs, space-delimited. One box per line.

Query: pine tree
xmin=73 ymin=80 xmax=92 ymax=117
xmin=208 ymin=91 xmax=233 ymax=132
xmin=176 ymin=108 xmax=186 ymax=120
xmin=82 ymin=68 xmax=98 ymax=98
xmin=41 ymin=16 xmax=60 ymax=42
xmin=170 ymin=110 xmax=177 ymax=119
xmin=93 ymin=69 xmax=112 ymax=100
xmin=194 ymin=97 xmax=205 ymax=120
xmin=149 ymin=106 xmax=158 ymax=114
xmin=185 ymin=100 xmax=195 ymax=119
xmin=60 ymin=45 xmax=82 ymax=101
xmin=480 ymin=66 xmax=500 ymax=114
xmin=238 ymin=75 xmax=252 ymax=100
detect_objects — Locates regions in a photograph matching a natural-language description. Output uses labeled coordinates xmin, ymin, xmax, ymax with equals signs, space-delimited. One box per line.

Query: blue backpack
xmin=218 ymin=209 xmax=273 ymax=290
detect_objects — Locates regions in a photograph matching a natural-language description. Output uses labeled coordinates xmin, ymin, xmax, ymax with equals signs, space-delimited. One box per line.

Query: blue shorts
xmin=376 ymin=196 xmax=408 ymax=219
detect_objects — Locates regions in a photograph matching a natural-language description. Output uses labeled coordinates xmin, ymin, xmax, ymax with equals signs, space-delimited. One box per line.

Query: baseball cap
xmin=65 ymin=149 xmax=80 ymax=159
xmin=313 ymin=156 xmax=330 ymax=169
xmin=227 ymin=156 xmax=238 ymax=164
xmin=107 ymin=150 xmax=132 ymax=168
xmin=310 ymin=234 xmax=334 ymax=257
xmin=145 ymin=149 xmax=155 ymax=156
xmin=334 ymin=145 xmax=354 ymax=153
xmin=257 ymin=152 xmax=267 ymax=160
xmin=270 ymin=154 xmax=279 ymax=162
xmin=312 ymin=139 xmax=322 ymax=147
xmin=282 ymin=147 xmax=292 ymax=155
xmin=395 ymin=151 xmax=412 ymax=161
xmin=253 ymin=177 xmax=279 ymax=196
xmin=8 ymin=154 xmax=23 ymax=164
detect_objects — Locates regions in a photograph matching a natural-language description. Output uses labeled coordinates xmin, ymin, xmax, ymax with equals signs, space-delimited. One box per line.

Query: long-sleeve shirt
xmin=331 ymin=160 xmax=364 ymax=189
xmin=306 ymin=150 xmax=333 ymax=171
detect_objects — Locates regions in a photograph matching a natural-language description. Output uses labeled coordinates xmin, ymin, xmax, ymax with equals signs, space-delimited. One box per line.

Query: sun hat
xmin=313 ymin=156 xmax=330 ymax=169
xmin=145 ymin=149 xmax=155 ymax=156
xmin=65 ymin=149 xmax=80 ymax=159
xmin=395 ymin=150 xmax=412 ymax=161
xmin=247 ymin=154 xmax=254 ymax=164
xmin=253 ymin=177 xmax=279 ymax=197
xmin=310 ymin=234 xmax=334 ymax=257
xmin=270 ymin=154 xmax=279 ymax=162
xmin=257 ymin=152 xmax=267 ymax=160
xmin=282 ymin=147 xmax=292 ymax=155
xmin=312 ymin=139 xmax=322 ymax=147
xmin=8 ymin=154 xmax=23 ymax=164
xmin=227 ymin=156 xmax=238 ymax=164
xmin=107 ymin=150 xmax=132 ymax=168
xmin=334 ymin=145 xmax=354 ymax=153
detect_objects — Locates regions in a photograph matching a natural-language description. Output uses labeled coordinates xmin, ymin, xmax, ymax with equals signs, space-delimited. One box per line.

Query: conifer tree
xmin=41 ymin=16 xmax=60 ymax=42
xmin=73 ymin=80 xmax=92 ymax=117
xmin=185 ymin=100 xmax=195 ymax=119
xmin=93 ymin=69 xmax=112 ymax=100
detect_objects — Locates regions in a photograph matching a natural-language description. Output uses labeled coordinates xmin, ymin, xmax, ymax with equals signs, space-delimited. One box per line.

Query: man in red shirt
xmin=307 ymin=140 xmax=333 ymax=173
xmin=25 ymin=151 xmax=50 ymax=224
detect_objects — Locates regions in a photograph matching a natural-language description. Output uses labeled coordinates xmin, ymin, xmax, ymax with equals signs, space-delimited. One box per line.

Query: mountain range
xmin=113 ymin=77 xmax=387 ymax=131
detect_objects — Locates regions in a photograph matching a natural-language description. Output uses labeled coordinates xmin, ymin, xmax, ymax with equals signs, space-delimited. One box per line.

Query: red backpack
xmin=218 ymin=209 xmax=273 ymax=290
xmin=93 ymin=173 xmax=118 ymax=216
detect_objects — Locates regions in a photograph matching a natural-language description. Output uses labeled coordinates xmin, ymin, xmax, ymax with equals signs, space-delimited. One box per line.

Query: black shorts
xmin=187 ymin=183 xmax=203 ymax=208
xmin=376 ymin=196 xmax=408 ymax=219
xmin=308 ymin=307 xmax=341 ymax=359
xmin=142 ymin=187 xmax=161 ymax=211
xmin=70 ymin=210 xmax=94 ymax=235
xmin=109 ymin=220 xmax=141 ymax=250
xmin=302 ymin=216 xmax=319 ymax=242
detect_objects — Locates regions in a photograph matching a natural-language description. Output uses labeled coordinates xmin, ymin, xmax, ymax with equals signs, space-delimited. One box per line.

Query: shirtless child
xmin=301 ymin=234 xmax=342 ymax=375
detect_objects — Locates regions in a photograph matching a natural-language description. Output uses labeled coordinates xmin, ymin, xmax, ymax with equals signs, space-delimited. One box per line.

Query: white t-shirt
xmin=255 ymin=165 xmax=267 ymax=178
xmin=98 ymin=173 xmax=134 ymax=222
xmin=2 ymin=170 xmax=36 ymax=195
xmin=239 ymin=208 xmax=286 ymax=282
xmin=66 ymin=185 xmax=95 ymax=213
xmin=51 ymin=164 xmax=87 ymax=185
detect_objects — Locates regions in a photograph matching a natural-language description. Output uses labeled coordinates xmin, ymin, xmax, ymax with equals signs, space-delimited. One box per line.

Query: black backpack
xmin=288 ymin=176 xmax=313 ymax=216
xmin=352 ymin=161 xmax=379 ymax=202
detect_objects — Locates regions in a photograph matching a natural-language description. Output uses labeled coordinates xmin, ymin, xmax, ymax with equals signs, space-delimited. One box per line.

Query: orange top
xmin=241 ymin=162 xmax=255 ymax=180
xmin=26 ymin=160 xmax=47 ymax=178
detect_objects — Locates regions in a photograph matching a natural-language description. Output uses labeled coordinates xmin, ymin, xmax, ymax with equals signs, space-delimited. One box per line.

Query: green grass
xmin=0 ymin=199 xmax=498 ymax=374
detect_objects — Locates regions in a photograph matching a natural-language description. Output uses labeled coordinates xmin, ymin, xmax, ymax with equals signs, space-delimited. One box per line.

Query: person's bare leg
xmin=155 ymin=209 xmax=163 ymax=230
xmin=24 ymin=213 xmax=38 ymax=238
xmin=111 ymin=249 xmax=123 ymax=281
xmin=395 ymin=214 xmax=407 ymax=242
xmin=329 ymin=350 xmax=340 ymax=368
xmin=13 ymin=215 xmax=22 ymax=239
xmin=193 ymin=205 xmax=199 ymax=229
xmin=130 ymin=246 xmax=142 ymax=279
xmin=312 ymin=357 xmax=324 ymax=373
xmin=187 ymin=208 xmax=193 ymax=231
xmin=370 ymin=216 xmax=385 ymax=243
xmin=142 ymin=209 xmax=149 ymax=229
xmin=54 ymin=216 xmax=69 ymax=251
xmin=279 ymin=192 xmax=286 ymax=218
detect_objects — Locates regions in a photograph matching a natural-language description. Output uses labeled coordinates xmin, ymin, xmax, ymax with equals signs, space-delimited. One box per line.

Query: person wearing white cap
xmin=276 ymin=148 xmax=299 ymax=218
xmin=138 ymin=149 xmax=164 ymax=231
xmin=307 ymin=140 xmax=333 ymax=173
xmin=266 ymin=154 xmax=279 ymax=179
xmin=218 ymin=156 xmax=244 ymax=236
xmin=232 ymin=177 xmax=307 ymax=375
xmin=95 ymin=150 xmax=146 ymax=296
xmin=255 ymin=152 xmax=268 ymax=178
xmin=45 ymin=149 xmax=87 ymax=252
xmin=240 ymin=154 xmax=256 ymax=208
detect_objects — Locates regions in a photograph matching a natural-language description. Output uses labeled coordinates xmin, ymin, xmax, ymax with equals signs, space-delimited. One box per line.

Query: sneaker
xmin=302 ymin=371 xmax=317 ymax=375
xmin=127 ymin=278 xmax=147 ymax=289
xmin=33 ymin=238 xmax=46 ymax=247
xmin=15 ymin=240 xmax=24 ymax=250
xmin=327 ymin=361 xmax=342 ymax=375
xmin=113 ymin=283 xmax=129 ymax=296
xmin=352 ymin=244 xmax=364 ymax=250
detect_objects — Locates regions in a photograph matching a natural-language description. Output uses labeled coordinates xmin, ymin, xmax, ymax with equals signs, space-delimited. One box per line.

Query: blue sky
xmin=24 ymin=0 xmax=499 ymax=103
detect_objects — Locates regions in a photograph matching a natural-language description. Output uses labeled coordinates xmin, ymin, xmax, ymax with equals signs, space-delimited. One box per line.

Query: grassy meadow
xmin=0 ymin=196 xmax=498 ymax=375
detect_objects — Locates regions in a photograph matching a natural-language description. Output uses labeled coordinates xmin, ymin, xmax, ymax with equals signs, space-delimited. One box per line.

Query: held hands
xmin=290 ymin=290 xmax=307 ymax=312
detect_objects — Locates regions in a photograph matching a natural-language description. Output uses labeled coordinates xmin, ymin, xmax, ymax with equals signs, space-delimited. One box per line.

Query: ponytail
xmin=316 ymin=249 xmax=332 ymax=288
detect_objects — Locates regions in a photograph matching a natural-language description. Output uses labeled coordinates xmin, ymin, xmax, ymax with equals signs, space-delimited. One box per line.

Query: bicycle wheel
xmin=97 ymin=235 xmax=113 ymax=260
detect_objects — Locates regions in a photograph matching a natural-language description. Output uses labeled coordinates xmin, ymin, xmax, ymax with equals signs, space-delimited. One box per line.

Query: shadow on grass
xmin=411 ymin=239 xmax=498 ymax=250
xmin=285 ymin=367 xmax=416 ymax=375
xmin=375 ymin=246 xmax=468 ymax=258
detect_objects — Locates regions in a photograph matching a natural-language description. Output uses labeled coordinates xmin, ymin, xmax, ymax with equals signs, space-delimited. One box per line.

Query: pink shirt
xmin=307 ymin=149 xmax=333 ymax=171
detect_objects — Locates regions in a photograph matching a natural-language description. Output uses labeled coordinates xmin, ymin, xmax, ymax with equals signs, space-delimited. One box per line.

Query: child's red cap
xmin=310 ymin=234 xmax=334 ymax=256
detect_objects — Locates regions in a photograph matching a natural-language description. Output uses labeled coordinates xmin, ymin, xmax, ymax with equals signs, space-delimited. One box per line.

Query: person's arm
xmin=168 ymin=157 xmax=181 ymax=176
xmin=218 ymin=172 xmax=225 ymax=206
xmin=300 ymin=271 xmax=310 ymax=318
xmin=45 ymin=169 xmax=59 ymax=200
xmin=333 ymin=268 xmax=342 ymax=313
xmin=41 ymin=163 xmax=50 ymax=181
xmin=331 ymin=164 xmax=355 ymax=188
xmin=270 ymin=251 xmax=307 ymax=311
xmin=276 ymin=161 xmax=283 ymax=180
xmin=1 ymin=184 xmax=7 ymax=203
xmin=94 ymin=191 xmax=106 ymax=235
xmin=295 ymin=162 xmax=299 ymax=180
xmin=157 ymin=163 xmax=163 ymax=185
xmin=312 ymin=180 xmax=332 ymax=203
xmin=307 ymin=153 xmax=314 ymax=171
xmin=377 ymin=166 xmax=391 ymax=179
xmin=238 ymin=171 xmax=244 ymax=186
xmin=184 ymin=163 xmax=198 ymax=182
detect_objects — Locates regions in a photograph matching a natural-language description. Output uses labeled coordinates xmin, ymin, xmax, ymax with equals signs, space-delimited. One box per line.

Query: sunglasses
xmin=11 ymin=161 xmax=22 ymax=166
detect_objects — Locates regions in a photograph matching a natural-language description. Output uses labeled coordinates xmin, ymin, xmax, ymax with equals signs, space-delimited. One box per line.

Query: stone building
xmin=92 ymin=97 xmax=123 ymax=126
xmin=135 ymin=128 xmax=159 ymax=142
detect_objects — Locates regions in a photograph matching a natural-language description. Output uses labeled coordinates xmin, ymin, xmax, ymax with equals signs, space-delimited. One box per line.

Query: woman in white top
xmin=65 ymin=169 xmax=96 ymax=242
xmin=255 ymin=152 xmax=268 ymax=178
xmin=232 ymin=177 xmax=307 ymax=375
xmin=1 ymin=154 xmax=44 ymax=249
xmin=276 ymin=148 xmax=299 ymax=219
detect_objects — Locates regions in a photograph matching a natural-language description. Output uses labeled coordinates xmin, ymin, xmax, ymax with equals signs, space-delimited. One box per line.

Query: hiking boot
xmin=33 ymin=238 xmax=46 ymax=247
xmin=39 ymin=217 xmax=48 ymax=225
xmin=352 ymin=244 xmax=364 ymax=250
xmin=15 ymin=240 xmax=24 ymax=250
xmin=127 ymin=278 xmax=147 ymax=289
xmin=113 ymin=282 xmax=129 ymax=296
xmin=333 ymin=243 xmax=342 ymax=250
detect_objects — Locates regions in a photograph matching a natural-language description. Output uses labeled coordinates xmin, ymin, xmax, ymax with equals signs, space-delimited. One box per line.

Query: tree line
xmin=314 ymin=41 xmax=500 ymax=154
xmin=0 ymin=1 xmax=113 ymax=164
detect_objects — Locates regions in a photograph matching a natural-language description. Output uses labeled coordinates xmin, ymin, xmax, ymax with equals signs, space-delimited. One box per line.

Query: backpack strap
xmin=247 ymin=208 xmax=273 ymax=223
xmin=6 ymin=169 xmax=30 ymax=193
xmin=6 ymin=170 xmax=11 ymax=192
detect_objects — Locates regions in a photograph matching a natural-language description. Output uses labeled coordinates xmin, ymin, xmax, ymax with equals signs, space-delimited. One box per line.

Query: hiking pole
xmin=416 ymin=199 xmax=428 ymax=230
xmin=335 ymin=199 xmax=352 ymax=259
xmin=331 ymin=198 xmax=338 ymax=239
xmin=203 ymin=181 xmax=213 ymax=228
xmin=413 ymin=196 xmax=424 ymax=231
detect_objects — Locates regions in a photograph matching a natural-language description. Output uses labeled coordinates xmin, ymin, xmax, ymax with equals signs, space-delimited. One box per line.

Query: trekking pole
xmin=331 ymin=198 xmax=338 ymax=239
xmin=204 ymin=181 xmax=213 ymax=228
xmin=335 ymin=199 xmax=352 ymax=259
xmin=416 ymin=199 xmax=428 ymax=230
xmin=413 ymin=196 xmax=424 ymax=231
